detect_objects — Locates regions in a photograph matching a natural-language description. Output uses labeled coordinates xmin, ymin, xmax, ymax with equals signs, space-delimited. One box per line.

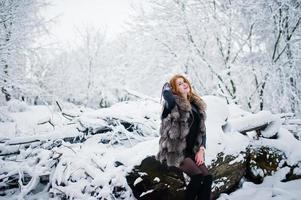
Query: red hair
xmin=169 ymin=74 xmax=207 ymax=109
xmin=169 ymin=74 xmax=192 ymax=100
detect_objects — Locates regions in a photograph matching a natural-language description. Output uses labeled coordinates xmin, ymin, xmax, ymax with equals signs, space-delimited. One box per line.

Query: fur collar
xmin=174 ymin=95 xmax=191 ymax=111
xmin=174 ymin=94 xmax=206 ymax=112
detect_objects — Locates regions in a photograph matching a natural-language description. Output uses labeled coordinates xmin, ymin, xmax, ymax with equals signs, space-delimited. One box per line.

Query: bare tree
xmin=74 ymin=26 xmax=106 ymax=107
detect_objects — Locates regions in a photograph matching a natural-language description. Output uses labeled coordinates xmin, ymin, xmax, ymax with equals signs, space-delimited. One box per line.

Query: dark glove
xmin=160 ymin=82 xmax=171 ymax=103
xmin=162 ymin=82 xmax=171 ymax=91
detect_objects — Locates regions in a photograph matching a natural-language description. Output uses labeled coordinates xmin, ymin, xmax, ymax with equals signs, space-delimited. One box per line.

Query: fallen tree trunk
xmin=223 ymin=111 xmax=281 ymax=138
xmin=0 ymin=117 xmax=143 ymax=157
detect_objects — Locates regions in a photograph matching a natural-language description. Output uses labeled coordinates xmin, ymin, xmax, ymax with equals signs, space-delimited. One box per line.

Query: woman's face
xmin=175 ymin=77 xmax=190 ymax=96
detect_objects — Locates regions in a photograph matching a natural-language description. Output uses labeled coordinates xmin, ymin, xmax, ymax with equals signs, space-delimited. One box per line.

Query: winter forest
xmin=1 ymin=0 xmax=301 ymax=199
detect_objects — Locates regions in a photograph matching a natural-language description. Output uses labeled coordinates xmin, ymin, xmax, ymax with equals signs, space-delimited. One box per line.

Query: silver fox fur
xmin=156 ymin=94 xmax=207 ymax=167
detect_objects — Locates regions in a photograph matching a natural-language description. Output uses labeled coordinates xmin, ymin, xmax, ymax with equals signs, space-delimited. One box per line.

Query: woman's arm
xmin=196 ymin=132 xmax=206 ymax=166
xmin=161 ymin=82 xmax=176 ymax=119
xmin=200 ymin=134 xmax=206 ymax=149
xmin=199 ymin=112 xmax=207 ymax=149
xmin=196 ymin=139 xmax=206 ymax=166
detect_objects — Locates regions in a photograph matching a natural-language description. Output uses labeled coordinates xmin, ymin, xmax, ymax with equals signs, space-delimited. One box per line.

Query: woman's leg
xmin=196 ymin=164 xmax=213 ymax=200
xmin=179 ymin=157 xmax=204 ymax=176
xmin=179 ymin=156 xmax=210 ymax=176
xmin=197 ymin=174 xmax=213 ymax=200
xmin=179 ymin=157 xmax=213 ymax=200
xmin=179 ymin=157 xmax=205 ymax=200
xmin=198 ymin=163 xmax=209 ymax=176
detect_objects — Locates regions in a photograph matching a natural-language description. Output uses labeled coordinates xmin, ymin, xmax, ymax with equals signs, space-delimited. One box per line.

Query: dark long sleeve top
xmin=161 ymin=89 xmax=176 ymax=119
xmin=161 ymin=87 xmax=206 ymax=151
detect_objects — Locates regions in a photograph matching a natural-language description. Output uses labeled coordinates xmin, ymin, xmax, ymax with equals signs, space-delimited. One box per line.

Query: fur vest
xmin=156 ymin=94 xmax=207 ymax=167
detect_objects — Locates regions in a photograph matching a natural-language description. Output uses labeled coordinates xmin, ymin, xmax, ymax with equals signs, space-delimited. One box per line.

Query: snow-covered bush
xmin=0 ymin=93 xmax=7 ymax=106
xmin=0 ymin=108 xmax=14 ymax=122
xmin=7 ymin=99 xmax=28 ymax=113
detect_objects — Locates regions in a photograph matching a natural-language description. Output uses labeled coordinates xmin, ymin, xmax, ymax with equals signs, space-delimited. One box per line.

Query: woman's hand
xmin=195 ymin=147 xmax=205 ymax=166
xmin=162 ymin=82 xmax=171 ymax=91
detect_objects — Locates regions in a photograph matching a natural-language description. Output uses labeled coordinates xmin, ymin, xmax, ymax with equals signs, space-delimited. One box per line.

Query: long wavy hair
xmin=169 ymin=74 xmax=207 ymax=110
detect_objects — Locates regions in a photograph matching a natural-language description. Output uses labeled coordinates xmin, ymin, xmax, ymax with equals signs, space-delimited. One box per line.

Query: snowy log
xmin=246 ymin=146 xmax=286 ymax=183
xmin=0 ymin=115 xmax=149 ymax=157
xmin=0 ymin=146 xmax=58 ymax=196
xmin=224 ymin=111 xmax=281 ymax=138
xmin=37 ymin=116 xmax=55 ymax=128
xmin=127 ymin=143 xmax=299 ymax=200
xmin=56 ymin=101 xmax=79 ymax=121
xmin=126 ymin=156 xmax=186 ymax=200
xmin=282 ymin=118 xmax=301 ymax=140
xmin=126 ymin=152 xmax=247 ymax=200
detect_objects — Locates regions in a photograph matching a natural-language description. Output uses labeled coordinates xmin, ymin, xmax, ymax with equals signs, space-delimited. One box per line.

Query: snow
xmin=0 ymin=104 xmax=77 ymax=138
xmin=218 ymin=168 xmax=301 ymax=200
xmin=133 ymin=177 xmax=143 ymax=186
xmin=7 ymin=99 xmax=28 ymax=113
xmin=253 ymin=127 xmax=301 ymax=166
xmin=229 ymin=154 xmax=244 ymax=165
xmin=0 ymin=107 xmax=14 ymax=123
xmin=224 ymin=110 xmax=281 ymax=138
xmin=251 ymin=167 xmax=264 ymax=177
xmin=140 ymin=189 xmax=154 ymax=197
xmin=261 ymin=114 xmax=282 ymax=138
xmin=4 ymin=125 xmax=81 ymax=145
xmin=213 ymin=177 xmax=227 ymax=190
xmin=0 ymin=95 xmax=300 ymax=200
xmin=203 ymin=96 xmax=250 ymax=165
xmin=153 ymin=177 xmax=160 ymax=182
xmin=293 ymin=165 xmax=301 ymax=175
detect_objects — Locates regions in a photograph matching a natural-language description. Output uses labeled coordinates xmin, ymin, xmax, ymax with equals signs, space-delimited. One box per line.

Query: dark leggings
xmin=179 ymin=157 xmax=210 ymax=177
xmin=179 ymin=156 xmax=213 ymax=200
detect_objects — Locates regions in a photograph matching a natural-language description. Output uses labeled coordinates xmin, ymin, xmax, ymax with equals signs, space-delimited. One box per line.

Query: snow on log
xmin=4 ymin=127 xmax=82 ymax=146
xmin=224 ymin=111 xmax=282 ymax=138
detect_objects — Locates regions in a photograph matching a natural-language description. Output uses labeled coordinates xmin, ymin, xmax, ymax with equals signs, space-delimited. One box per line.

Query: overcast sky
xmin=42 ymin=0 xmax=140 ymax=46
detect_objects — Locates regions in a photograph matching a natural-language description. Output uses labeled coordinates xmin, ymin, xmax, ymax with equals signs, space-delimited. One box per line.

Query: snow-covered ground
xmin=0 ymin=96 xmax=300 ymax=199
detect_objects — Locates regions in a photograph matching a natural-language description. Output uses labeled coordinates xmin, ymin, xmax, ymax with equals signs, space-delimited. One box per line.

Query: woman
xmin=156 ymin=74 xmax=213 ymax=200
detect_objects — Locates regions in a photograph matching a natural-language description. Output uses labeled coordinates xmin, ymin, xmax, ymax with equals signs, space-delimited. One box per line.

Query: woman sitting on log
xmin=156 ymin=74 xmax=213 ymax=200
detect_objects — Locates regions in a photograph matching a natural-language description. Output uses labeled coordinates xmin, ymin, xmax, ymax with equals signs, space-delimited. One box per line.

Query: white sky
xmin=43 ymin=0 xmax=139 ymax=46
